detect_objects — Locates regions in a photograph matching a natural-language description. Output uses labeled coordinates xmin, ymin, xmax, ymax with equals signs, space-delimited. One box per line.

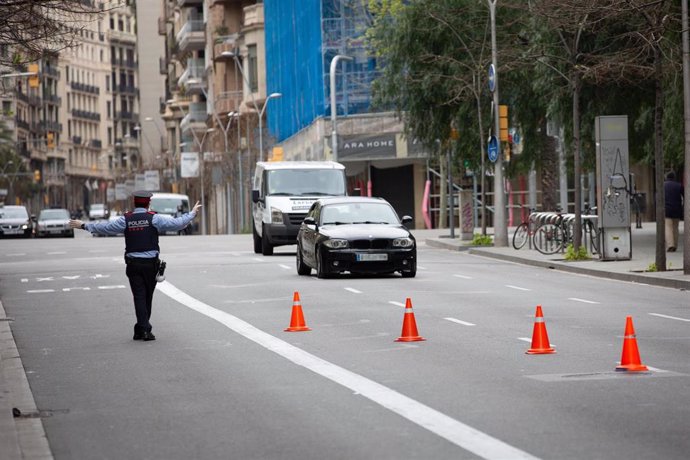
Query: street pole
xmin=330 ymin=55 xmax=353 ymax=162
xmin=199 ymin=128 xmax=215 ymax=236
xmin=258 ymin=93 xmax=282 ymax=162
xmin=487 ymin=0 xmax=507 ymax=246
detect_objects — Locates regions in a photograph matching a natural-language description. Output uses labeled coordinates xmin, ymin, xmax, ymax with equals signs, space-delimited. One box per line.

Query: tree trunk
xmin=541 ymin=126 xmax=559 ymax=212
xmin=572 ymin=73 xmax=582 ymax=251
xmin=438 ymin=154 xmax=446 ymax=229
xmin=654 ymin=46 xmax=666 ymax=271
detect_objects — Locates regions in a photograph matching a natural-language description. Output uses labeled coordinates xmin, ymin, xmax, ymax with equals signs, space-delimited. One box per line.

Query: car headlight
xmin=392 ymin=237 xmax=414 ymax=248
xmin=270 ymin=207 xmax=284 ymax=224
xmin=323 ymin=239 xmax=349 ymax=249
xmin=21 ymin=223 xmax=29 ymax=230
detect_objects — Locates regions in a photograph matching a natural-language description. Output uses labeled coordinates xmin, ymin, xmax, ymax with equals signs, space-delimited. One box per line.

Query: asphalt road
xmin=1 ymin=232 xmax=689 ymax=459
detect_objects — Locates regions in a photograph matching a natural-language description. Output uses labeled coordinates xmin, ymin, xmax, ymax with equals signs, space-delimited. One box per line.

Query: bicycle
xmin=512 ymin=207 xmax=542 ymax=250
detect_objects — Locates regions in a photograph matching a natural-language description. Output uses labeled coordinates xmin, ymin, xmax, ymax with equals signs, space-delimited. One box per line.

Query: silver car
xmin=35 ymin=208 xmax=74 ymax=238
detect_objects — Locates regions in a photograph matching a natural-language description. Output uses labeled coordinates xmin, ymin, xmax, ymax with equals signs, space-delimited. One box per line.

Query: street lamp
xmin=258 ymin=92 xmax=282 ymax=162
xmin=487 ymin=0 xmax=507 ymax=247
xmin=199 ymin=128 xmax=216 ymax=236
xmin=219 ymin=50 xmax=282 ymax=162
xmin=330 ymin=55 xmax=353 ymax=162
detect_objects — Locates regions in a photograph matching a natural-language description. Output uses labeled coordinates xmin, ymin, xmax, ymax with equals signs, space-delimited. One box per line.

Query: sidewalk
xmin=418 ymin=221 xmax=689 ymax=290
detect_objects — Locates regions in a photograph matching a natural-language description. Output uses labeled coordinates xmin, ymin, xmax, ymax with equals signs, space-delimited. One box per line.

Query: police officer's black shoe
xmin=133 ymin=332 xmax=145 ymax=340
xmin=142 ymin=331 xmax=156 ymax=341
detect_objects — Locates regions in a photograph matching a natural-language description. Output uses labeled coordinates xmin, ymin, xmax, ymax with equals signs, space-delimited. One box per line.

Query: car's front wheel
xmin=296 ymin=244 xmax=311 ymax=275
xmin=261 ymin=225 xmax=274 ymax=255
xmin=252 ymin=225 xmax=261 ymax=253
xmin=316 ymin=247 xmax=330 ymax=279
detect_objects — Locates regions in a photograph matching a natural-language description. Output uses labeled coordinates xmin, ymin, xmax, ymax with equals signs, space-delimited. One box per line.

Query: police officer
xmin=69 ymin=191 xmax=202 ymax=341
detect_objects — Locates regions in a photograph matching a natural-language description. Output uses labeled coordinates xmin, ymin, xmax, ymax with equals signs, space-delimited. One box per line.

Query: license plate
xmin=356 ymin=253 xmax=388 ymax=262
xmin=3 ymin=229 xmax=22 ymax=235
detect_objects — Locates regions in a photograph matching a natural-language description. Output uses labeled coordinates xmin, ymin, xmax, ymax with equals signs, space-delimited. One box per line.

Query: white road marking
xmin=444 ymin=317 xmax=476 ymax=326
xmin=453 ymin=274 xmax=473 ymax=279
xmin=278 ymin=264 xmax=291 ymax=270
xmin=62 ymin=287 xmax=91 ymax=291
xmin=649 ymin=313 xmax=690 ymax=322
xmin=417 ymin=266 xmax=427 ymax=270
xmin=519 ymin=337 xmax=555 ymax=346
xmin=506 ymin=285 xmax=530 ymax=291
xmin=47 ymin=251 xmax=66 ymax=255
xmin=388 ymin=301 xmax=405 ymax=307
xmin=62 ymin=276 xmax=80 ymax=280
xmin=27 ymin=289 xmax=55 ymax=294
xmin=21 ymin=279 xmax=28 ymax=283
xmin=158 ymin=281 xmax=539 ymax=460
xmin=345 ymin=287 xmax=362 ymax=294
xmin=90 ymin=274 xmax=110 ymax=279
xmin=568 ymin=297 xmax=599 ymax=304
xmin=252 ymin=258 xmax=264 ymax=262
xmin=89 ymin=249 xmax=108 ymax=253
xmin=36 ymin=277 xmax=54 ymax=282
xmin=6 ymin=253 xmax=26 ymax=257
xmin=97 ymin=285 xmax=126 ymax=290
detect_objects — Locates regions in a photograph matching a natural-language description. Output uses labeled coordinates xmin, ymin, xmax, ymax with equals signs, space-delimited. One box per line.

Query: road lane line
xmin=158 ymin=281 xmax=539 ymax=460
xmin=21 ymin=279 xmax=28 ymax=283
xmin=453 ymin=274 xmax=473 ymax=279
xmin=388 ymin=301 xmax=405 ymax=307
xmin=47 ymin=251 xmax=67 ymax=255
xmin=97 ymin=285 xmax=126 ymax=290
xmin=345 ymin=287 xmax=362 ymax=294
xmin=417 ymin=266 xmax=427 ymax=270
xmin=568 ymin=297 xmax=599 ymax=304
xmin=518 ymin=337 xmax=531 ymax=343
xmin=505 ymin=285 xmax=530 ymax=291
xmin=6 ymin=253 xmax=26 ymax=257
xmin=252 ymin=258 xmax=264 ymax=262
xmin=649 ymin=313 xmax=690 ymax=322
xmin=26 ymin=289 xmax=55 ymax=294
xmin=444 ymin=318 xmax=476 ymax=326
xmin=278 ymin=264 xmax=291 ymax=270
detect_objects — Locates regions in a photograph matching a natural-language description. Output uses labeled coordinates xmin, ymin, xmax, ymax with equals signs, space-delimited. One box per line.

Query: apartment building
xmin=160 ymin=0 xmax=266 ymax=234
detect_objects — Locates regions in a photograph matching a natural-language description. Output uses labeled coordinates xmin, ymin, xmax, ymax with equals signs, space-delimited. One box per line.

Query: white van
xmin=252 ymin=161 xmax=346 ymax=255
xmin=149 ymin=192 xmax=194 ymax=235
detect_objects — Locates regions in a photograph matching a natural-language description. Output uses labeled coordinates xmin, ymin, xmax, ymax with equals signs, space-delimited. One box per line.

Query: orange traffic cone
xmin=284 ymin=291 xmax=311 ymax=332
xmin=526 ymin=305 xmax=556 ymax=354
xmin=615 ymin=316 xmax=648 ymax=372
xmin=395 ymin=298 xmax=425 ymax=342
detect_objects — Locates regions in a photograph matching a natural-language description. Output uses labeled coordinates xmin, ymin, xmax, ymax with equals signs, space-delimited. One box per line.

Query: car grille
xmin=1 ymin=224 xmax=20 ymax=230
xmin=287 ymin=213 xmax=307 ymax=225
xmin=351 ymin=239 xmax=390 ymax=250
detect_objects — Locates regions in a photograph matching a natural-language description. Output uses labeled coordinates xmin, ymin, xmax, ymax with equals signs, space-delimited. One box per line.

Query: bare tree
xmin=0 ymin=0 xmax=106 ymax=67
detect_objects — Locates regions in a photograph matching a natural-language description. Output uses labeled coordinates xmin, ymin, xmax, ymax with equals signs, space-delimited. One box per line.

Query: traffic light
xmin=28 ymin=64 xmax=39 ymax=88
xmin=499 ymin=105 xmax=509 ymax=142
xmin=46 ymin=132 xmax=55 ymax=149
xmin=33 ymin=169 xmax=41 ymax=182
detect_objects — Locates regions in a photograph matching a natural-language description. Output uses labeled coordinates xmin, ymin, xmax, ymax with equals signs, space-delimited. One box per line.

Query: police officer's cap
xmin=133 ymin=191 xmax=152 ymax=207
xmin=133 ymin=191 xmax=153 ymax=199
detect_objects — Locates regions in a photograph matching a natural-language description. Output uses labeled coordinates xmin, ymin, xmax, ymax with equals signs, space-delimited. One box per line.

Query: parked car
xmin=35 ymin=208 xmax=74 ymax=238
xmin=295 ymin=197 xmax=416 ymax=278
xmin=88 ymin=203 xmax=108 ymax=220
xmin=0 ymin=204 xmax=34 ymax=238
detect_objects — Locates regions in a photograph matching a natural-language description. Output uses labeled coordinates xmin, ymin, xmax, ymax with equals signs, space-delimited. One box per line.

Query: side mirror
xmin=401 ymin=215 xmax=413 ymax=226
xmin=303 ymin=216 xmax=317 ymax=229
xmin=251 ymin=190 xmax=261 ymax=203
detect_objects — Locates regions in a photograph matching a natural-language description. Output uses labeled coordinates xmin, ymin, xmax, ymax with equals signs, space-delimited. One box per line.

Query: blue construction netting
xmin=264 ymin=0 xmax=378 ymax=143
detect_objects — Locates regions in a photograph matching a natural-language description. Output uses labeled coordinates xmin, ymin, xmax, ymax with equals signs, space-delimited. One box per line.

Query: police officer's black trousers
xmin=125 ymin=258 xmax=158 ymax=333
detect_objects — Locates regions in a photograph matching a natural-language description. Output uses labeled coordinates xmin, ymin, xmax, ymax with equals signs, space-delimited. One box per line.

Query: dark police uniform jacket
xmin=124 ymin=211 xmax=160 ymax=255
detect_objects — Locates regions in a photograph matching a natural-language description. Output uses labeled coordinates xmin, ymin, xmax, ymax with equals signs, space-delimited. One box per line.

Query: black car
xmin=0 ymin=205 xmax=34 ymax=238
xmin=296 ymin=197 xmax=416 ymax=278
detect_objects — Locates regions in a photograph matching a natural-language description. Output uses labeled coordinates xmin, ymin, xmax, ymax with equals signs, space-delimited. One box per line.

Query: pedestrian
xmin=69 ymin=191 xmax=202 ymax=341
xmin=663 ymin=171 xmax=684 ymax=252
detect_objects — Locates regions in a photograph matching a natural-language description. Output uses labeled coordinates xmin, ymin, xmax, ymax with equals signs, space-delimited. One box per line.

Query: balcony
xmin=176 ymin=18 xmax=205 ymax=53
xmin=180 ymin=102 xmax=208 ymax=134
xmin=177 ymin=58 xmax=206 ymax=94
xmin=178 ymin=0 xmax=203 ymax=7
xmin=243 ymin=3 xmax=264 ymax=29
xmin=213 ymin=90 xmax=242 ymax=117
xmin=158 ymin=17 xmax=167 ymax=36
xmin=71 ymin=109 xmax=101 ymax=122
xmin=44 ymin=94 xmax=62 ymax=106
xmin=114 ymin=111 xmax=139 ymax=123
xmin=70 ymin=81 xmax=100 ymax=94
xmin=113 ymin=84 xmax=138 ymax=96
xmin=159 ymin=57 xmax=168 ymax=75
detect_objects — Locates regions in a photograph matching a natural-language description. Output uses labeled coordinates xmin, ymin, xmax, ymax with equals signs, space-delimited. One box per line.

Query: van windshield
xmin=150 ymin=198 xmax=189 ymax=215
xmin=267 ymin=169 xmax=345 ymax=196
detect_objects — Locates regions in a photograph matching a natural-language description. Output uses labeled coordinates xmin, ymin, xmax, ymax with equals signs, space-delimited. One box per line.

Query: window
xmin=247 ymin=45 xmax=258 ymax=93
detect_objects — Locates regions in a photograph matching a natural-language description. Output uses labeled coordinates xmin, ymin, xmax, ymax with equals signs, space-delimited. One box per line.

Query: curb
xmin=0 ymin=301 xmax=53 ymax=460
xmin=426 ymin=239 xmax=690 ymax=291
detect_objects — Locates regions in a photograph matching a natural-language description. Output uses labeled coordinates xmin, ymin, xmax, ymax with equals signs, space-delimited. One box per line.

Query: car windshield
xmin=39 ymin=209 xmax=69 ymax=220
xmin=150 ymin=198 xmax=188 ymax=214
xmin=91 ymin=204 xmax=104 ymax=211
xmin=0 ymin=207 xmax=28 ymax=219
xmin=320 ymin=202 xmax=400 ymax=225
xmin=267 ymin=169 xmax=345 ymax=196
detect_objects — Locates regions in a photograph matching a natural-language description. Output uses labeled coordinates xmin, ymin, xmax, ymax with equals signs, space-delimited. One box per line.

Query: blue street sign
xmin=487 ymin=135 xmax=498 ymax=163
xmin=488 ymin=64 xmax=496 ymax=93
